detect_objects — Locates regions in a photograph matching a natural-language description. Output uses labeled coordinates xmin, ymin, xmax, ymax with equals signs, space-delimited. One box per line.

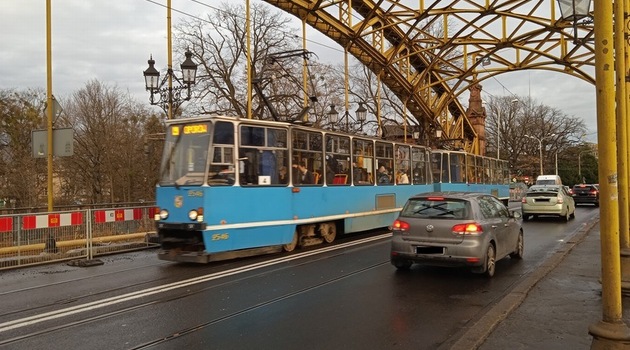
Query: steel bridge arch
xmin=263 ymin=0 xmax=594 ymax=154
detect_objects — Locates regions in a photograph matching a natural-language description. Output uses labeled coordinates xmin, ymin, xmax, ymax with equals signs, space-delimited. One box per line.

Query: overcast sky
xmin=0 ymin=0 xmax=597 ymax=142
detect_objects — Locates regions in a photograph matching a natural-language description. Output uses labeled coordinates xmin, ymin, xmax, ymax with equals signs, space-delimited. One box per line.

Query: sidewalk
xmin=451 ymin=215 xmax=630 ymax=349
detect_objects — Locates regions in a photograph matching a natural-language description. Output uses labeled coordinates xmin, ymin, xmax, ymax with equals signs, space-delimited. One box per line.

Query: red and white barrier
xmin=94 ymin=209 xmax=142 ymax=223
xmin=0 ymin=217 xmax=13 ymax=232
xmin=22 ymin=212 xmax=84 ymax=230
xmin=0 ymin=207 xmax=151 ymax=232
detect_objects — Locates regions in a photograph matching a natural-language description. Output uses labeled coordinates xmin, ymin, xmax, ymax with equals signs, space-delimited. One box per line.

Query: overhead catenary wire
xmin=143 ymin=0 xmax=345 ymax=54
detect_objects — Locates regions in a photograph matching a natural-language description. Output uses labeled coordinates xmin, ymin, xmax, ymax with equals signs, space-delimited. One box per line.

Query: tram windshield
xmin=159 ymin=122 xmax=213 ymax=187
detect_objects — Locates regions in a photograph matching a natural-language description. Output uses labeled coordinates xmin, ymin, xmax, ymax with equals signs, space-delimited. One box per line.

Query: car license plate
xmin=416 ymin=246 xmax=444 ymax=254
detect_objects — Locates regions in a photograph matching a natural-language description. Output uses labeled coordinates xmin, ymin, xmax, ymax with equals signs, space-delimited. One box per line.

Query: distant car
xmin=572 ymin=184 xmax=600 ymax=207
xmin=521 ymin=185 xmax=576 ymax=221
xmin=564 ymin=185 xmax=573 ymax=196
xmin=509 ymin=182 xmax=528 ymax=202
xmin=390 ymin=192 xmax=523 ymax=278
xmin=535 ymin=175 xmax=562 ymax=185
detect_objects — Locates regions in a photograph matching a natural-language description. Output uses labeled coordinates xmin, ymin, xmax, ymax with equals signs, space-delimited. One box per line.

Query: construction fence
xmin=0 ymin=206 xmax=159 ymax=270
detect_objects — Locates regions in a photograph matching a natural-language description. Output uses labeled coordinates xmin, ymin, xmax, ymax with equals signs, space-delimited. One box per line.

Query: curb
xmin=443 ymin=215 xmax=600 ymax=350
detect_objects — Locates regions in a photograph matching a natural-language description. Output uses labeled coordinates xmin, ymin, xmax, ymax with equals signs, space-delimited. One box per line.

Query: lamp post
xmin=327 ymin=105 xmax=339 ymax=130
xmin=412 ymin=131 xmax=420 ymax=144
xmin=524 ymin=133 xmax=556 ymax=175
xmin=355 ymin=102 xmax=368 ymax=130
xmin=327 ymin=103 xmax=367 ymax=132
xmin=143 ymin=49 xmax=198 ymax=119
xmin=556 ymin=0 xmax=593 ymax=44
xmin=435 ymin=128 xmax=443 ymax=148
xmin=496 ymin=99 xmax=519 ymax=159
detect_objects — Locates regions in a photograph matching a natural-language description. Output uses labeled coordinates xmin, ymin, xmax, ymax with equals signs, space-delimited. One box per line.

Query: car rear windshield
xmin=400 ymin=198 xmax=471 ymax=219
xmin=528 ymin=185 xmax=560 ymax=193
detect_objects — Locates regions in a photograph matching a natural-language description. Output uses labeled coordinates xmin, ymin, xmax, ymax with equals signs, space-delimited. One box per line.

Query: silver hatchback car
xmin=390 ymin=192 xmax=524 ymax=277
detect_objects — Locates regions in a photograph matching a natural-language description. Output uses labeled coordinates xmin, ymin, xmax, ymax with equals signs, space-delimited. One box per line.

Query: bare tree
xmin=59 ymin=80 xmax=157 ymax=204
xmin=0 ymin=88 xmax=47 ymax=208
xmin=485 ymin=96 xmax=587 ymax=179
xmin=174 ymin=2 xmax=303 ymax=119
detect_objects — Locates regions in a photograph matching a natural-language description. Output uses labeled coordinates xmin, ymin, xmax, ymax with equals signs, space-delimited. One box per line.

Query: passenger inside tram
xmin=377 ymin=165 xmax=390 ymax=184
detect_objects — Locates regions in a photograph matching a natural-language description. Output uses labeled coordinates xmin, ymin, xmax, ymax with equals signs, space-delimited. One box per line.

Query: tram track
xmin=129 ymin=260 xmax=391 ymax=349
xmin=0 ymin=229 xmax=387 ymax=319
xmin=0 ymin=233 xmax=392 ymax=347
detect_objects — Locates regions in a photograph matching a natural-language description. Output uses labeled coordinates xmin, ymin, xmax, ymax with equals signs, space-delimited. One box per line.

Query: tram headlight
xmin=158 ymin=209 xmax=169 ymax=220
xmin=188 ymin=208 xmax=204 ymax=222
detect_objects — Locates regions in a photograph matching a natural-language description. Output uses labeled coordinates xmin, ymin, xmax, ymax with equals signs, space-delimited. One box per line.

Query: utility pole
xmin=46 ymin=0 xmax=54 ymax=211
xmin=588 ymin=0 xmax=630 ymax=346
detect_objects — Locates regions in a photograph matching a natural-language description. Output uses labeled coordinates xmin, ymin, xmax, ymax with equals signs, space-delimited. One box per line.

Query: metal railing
xmin=0 ymin=206 xmax=158 ymax=270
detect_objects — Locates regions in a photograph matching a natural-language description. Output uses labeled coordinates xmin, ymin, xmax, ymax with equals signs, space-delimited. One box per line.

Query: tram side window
xmin=482 ymin=157 xmax=492 ymax=184
xmin=466 ymin=154 xmax=475 ymax=184
xmin=207 ymin=121 xmax=235 ymax=186
xmin=292 ymin=130 xmax=323 ymax=185
xmin=490 ymin=159 xmax=501 ymax=184
xmin=501 ymin=160 xmax=510 ymax=185
xmin=475 ymin=156 xmax=483 ymax=184
xmin=376 ymin=142 xmax=394 ymax=185
xmin=352 ymin=138 xmax=374 ymax=185
xmin=239 ymin=125 xmax=288 ymax=186
xmin=395 ymin=145 xmax=410 ymax=184
xmin=450 ymin=152 xmax=466 ymax=183
xmin=411 ymin=147 xmax=428 ymax=184
xmin=325 ymin=135 xmax=351 ymax=185
xmin=431 ymin=152 xmax=449 ymax=183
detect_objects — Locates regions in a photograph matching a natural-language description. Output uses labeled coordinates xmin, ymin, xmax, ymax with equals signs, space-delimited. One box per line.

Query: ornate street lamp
xmin=556 ymin=0 xmax=593 ymax=44
xmin=143 ymin=49 xmax=198 ymax=118
xmin=412 ymin=131 xmax=420 ymax=142
xmin=327 ymin=105 xmax=339 ymax=127
xmin=328 ymin=104 xmax=367 ymax=132
xmin=355 ymin=102 xmax=367 ymax=123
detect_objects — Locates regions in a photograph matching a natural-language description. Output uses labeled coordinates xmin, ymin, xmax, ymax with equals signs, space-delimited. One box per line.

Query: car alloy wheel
xmin=484 ymin=244 xmax=496 ymax=278
xmin=510 ymin=231 xmax=524 ymax=260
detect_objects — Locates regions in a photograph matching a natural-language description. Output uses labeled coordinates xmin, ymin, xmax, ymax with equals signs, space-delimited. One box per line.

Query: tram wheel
xmin=320 ymin=222 xmax=337 ymax=243
xmin=283 ymin=230 xmax=299 ymax=252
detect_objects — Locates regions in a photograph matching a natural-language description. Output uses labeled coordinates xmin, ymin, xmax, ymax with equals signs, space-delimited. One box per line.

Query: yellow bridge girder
xmin=263 ymin=0 xmax=594 ymax=154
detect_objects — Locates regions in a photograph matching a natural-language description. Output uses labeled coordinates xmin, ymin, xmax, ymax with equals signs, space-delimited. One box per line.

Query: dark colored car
xmin=572 ymin=184 xmax=600 ymax=207
xmin=390 ymin=192 xmax=523 ymax=278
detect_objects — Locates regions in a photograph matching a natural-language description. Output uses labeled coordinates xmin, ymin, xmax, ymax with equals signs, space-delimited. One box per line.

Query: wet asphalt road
xmin=0 ymin=206 xmax=600 ymax=350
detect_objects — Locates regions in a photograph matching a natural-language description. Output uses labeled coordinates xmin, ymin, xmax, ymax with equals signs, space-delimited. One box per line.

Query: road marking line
xmin=0 ymin=233 xmax=391 ymax=333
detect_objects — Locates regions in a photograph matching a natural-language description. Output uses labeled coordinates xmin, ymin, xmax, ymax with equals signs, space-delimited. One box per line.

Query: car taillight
xmin=452 ymin=223 xmax=483 ymax=235
xmin=392 ymin=219 xmax=410 ymax=231
xmin=590 ymin=190 xmax=598 ymax=195
xmin=521 ymin=197 xmax=527 ymax=203
xmin=557 ymin=194 xmax=564 ymax=203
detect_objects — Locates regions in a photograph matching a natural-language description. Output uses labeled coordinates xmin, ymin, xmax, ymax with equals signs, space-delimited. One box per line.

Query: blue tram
xmin=154 ymin=116 xmax=509 ymax=263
